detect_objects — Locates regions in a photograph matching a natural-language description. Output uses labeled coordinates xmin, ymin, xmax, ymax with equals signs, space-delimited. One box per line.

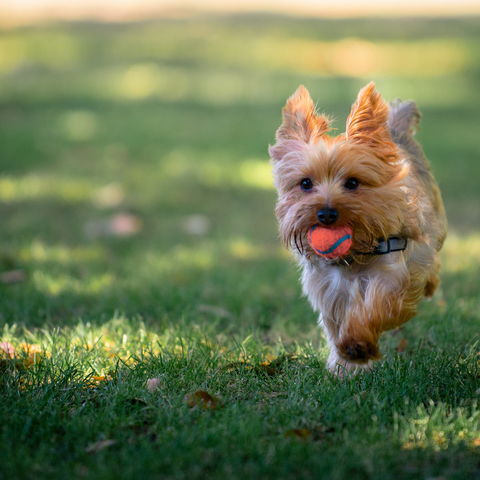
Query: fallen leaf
xmin=22 ymin=356 xmax=36 ymax=368
xmin=85 ymin=375 xmax=112 ymax=388
xmin=398 ymin=339 xmax=408 ymax=353
xmin=0 ymin=359 xmax=25 ymax=372
xmin=85 ymin=439 xmax=116 ymax=453
xmin=284 ymin=429 xmax=312 ymax=441
xmin=109 ymin=214 xmax=142 ymax=236
xmin=0 ymin=342 xmax=38 ymax=372
xmin=183 ymin=390 xmax=221 ymax=409
xmin=146 ymin=378 xmax=161 ymax=392
xmin=19 ymin=343 xmax=42 ymax=356
xmin=0 ymin=270 xmax=26 ymax=284
xmin=84 ymin=214 xmax=142 ymax=239
xmin=0 ymin=342 xmax=15 ymax=358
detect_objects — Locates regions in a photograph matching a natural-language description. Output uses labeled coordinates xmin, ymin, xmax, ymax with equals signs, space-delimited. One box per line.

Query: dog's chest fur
xmin=300 ymin=253 xmax=409 ymax=326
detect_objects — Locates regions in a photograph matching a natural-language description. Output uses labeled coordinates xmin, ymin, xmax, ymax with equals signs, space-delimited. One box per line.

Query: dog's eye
xmin=344 ymin=178 xmax=359 ymax=190
xmin=300 ymin=178 xmax=313 ymax=192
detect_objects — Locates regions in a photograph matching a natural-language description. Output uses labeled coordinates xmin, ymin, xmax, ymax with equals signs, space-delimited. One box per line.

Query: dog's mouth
xmin=286 ymin=221 xmax=377 ymax=261
xmin=307 ymin=225 xmax=353 ymax=259
xmin=301 ymin=225 xmax=387 ymax=265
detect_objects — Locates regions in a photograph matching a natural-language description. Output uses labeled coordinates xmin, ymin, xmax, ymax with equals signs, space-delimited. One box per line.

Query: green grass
xmin=1 ymin=13 xmax=480 ymax=479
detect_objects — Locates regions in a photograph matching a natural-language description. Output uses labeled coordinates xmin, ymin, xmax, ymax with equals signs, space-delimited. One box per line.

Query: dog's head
xmin=269 ymin=82 xmax=415 ymax=259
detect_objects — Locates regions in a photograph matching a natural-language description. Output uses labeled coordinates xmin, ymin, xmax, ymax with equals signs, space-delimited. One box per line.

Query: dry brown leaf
xmin=146 ymin=378 xmax=161 ymax=392
xmin=0 ymin=341 xmax=41 ymax=373
xmin=19 ymin=343 xmax=42 ymax=355
xmin=85 ymin=439 xmax=116 ymax=453
xmin=223 ymin=354 xmax=300 ymax=377
xmin=183 ymin=390 xmax=222 ymax=409
xmin=85 ymin=375 xmax=112 ymax=388
xmin=398 ymin=339 xmax=408 ymax=353
xmin=85 ymin=214 xmax=142 ymax=239
xmin=284 ymin=429 xmax=312 ymax=441
xmin=0 ymin=342 xmax=15 ymax=358
xmin=0 ymin=359 xmax=25 ymax=372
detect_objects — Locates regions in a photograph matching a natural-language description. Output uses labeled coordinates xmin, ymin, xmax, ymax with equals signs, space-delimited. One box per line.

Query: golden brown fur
xmin=269 ymin=82 xmax=447 ymax=372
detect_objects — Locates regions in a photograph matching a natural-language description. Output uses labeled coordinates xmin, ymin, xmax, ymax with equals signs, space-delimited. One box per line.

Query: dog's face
xmin=270 ymin=83 xmax=414 ymax=259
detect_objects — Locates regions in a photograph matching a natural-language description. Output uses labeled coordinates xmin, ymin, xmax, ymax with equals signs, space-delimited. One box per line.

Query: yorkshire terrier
xmin=269 ymin=82 xmax=447 ymax=372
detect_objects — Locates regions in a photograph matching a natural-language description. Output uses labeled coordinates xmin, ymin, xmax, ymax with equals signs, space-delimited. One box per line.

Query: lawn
xmin=1 ymin=13 xmax=480 ymax=479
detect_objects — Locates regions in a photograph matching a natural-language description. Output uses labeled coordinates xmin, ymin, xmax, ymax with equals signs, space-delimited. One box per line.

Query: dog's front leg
xmin=329 ymin=270 xmax=414 ymax=372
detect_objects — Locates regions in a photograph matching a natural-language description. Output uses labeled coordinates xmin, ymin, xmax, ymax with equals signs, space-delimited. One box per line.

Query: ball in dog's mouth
xmin=308 ymin=225 xmax=353 ymax=259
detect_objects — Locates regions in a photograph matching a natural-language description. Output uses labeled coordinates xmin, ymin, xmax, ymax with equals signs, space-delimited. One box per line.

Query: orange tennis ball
xmin=308 ymin=225 xmax=353 ymax=259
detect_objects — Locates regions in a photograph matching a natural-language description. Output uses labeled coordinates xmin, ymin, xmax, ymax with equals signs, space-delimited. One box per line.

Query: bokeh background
xmin=1 ymin=0 xmax=480 ymax=347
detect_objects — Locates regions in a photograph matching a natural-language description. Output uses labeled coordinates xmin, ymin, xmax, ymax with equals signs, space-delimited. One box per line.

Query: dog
xmin=269 ymin=82 xmax=447 ymax=372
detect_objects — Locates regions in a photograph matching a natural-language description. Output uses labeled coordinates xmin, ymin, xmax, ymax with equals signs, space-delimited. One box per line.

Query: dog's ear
xmin=346 ymin=82 xmax=398 ymax=162
xmin=278 ymin=86 xmax=329 ymax=143
xmin=270 ymin=86 xmax=329 ymax=161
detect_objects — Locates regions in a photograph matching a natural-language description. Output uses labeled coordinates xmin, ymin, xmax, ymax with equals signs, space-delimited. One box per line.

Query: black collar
xmin=324 ymin=237 xmax=408 ymax=266
xmin=364 ymin=237 xmax=408 ymax=255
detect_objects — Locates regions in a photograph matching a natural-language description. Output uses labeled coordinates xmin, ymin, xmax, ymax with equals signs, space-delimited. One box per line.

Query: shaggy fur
xmin=269 ymin=82 xmax=447 ymax=372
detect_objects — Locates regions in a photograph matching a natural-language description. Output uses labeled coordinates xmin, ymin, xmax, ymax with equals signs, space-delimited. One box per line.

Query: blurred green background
xmin=0 ymin=14 xmax=479 ymax=341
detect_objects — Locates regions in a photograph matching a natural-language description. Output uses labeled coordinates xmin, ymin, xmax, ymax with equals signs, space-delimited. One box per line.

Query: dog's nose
xmin=317 ymin=208 xmax=339 ymax=225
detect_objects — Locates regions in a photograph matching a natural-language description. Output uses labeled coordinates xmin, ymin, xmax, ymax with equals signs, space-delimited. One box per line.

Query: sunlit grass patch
xmin=0 ymin=30 xmax=81 ymax=73
xmin=0 ymin=174 xmax=129 ymax=210
xmin=400 ymin=401 xmax=480 ymax=452
xmin=2 ymin=26 xmax=471 ymax=78
xmin=20 ymin=241 xmax=105 ymax=265
xmin=0 ymin=174 xmax=94 ymax=203
xmin=2 ymin=316 xmax=480 ymax=479
xmin=204 ymin=36 xmax=471 ymax=78
xmin=142 ymin=238 xmax=282 ymax=275
xmin=61 ymin=110 xmax=99 ymax=141
xmin=160 ymin=149 xmax=273 ymax=189
xmin=441 ymin=233 xmax=480 ymax=273
xmin=1 ymin=314 xmax=300 ymax=383
xmin=32 ymin=270 xmax=114 ymax=296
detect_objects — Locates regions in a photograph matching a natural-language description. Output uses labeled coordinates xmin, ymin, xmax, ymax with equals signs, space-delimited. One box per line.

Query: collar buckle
xmin=371 ymin=237 xmax=408 ymax=255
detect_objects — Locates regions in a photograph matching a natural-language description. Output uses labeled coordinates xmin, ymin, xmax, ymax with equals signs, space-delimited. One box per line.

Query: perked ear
xmin=277 ymin=85 xmax=329 ymax=144
xmin=346 ymin=82 xmax=399 ymax=162
xmin=270 ymin=86 xmax=329 ymax=162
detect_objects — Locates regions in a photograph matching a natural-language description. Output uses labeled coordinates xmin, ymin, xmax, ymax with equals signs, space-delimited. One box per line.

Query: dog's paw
xmin=337 ymin=338 xmax=382 ymax=364
xmin=327 ymin=350 xmax=374 ymax=377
